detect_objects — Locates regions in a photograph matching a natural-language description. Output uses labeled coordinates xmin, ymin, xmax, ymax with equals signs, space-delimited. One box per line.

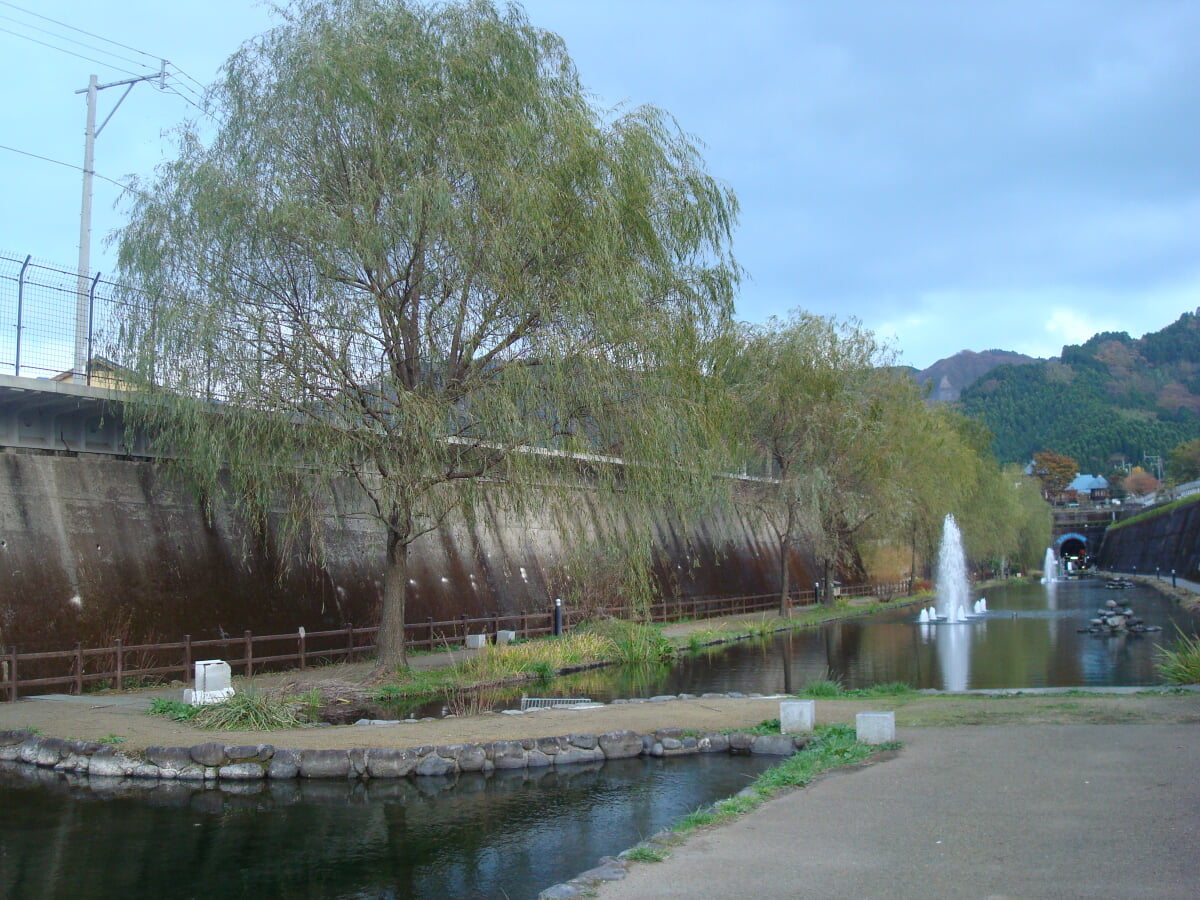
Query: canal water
xmin=540 ymin=576 xmax=1200 ymax=700
xmin=0 ymin=753 xmax=778 ymax=900
xmin=3 ymin=576 xmax=1194 ymax=899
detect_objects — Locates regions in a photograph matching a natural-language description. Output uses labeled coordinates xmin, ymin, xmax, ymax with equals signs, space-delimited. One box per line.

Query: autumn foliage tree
xmin=1122 ymin=467 xmax=1160 ymax=498
xmin=1031 ymin=451 xmax=1078 ymax=498
xmin=1167 ymin=439 xmax=1200 ymax=484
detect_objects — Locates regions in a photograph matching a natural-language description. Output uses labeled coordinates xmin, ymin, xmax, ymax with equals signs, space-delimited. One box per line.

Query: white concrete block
xmin=184 ymin=659 xmax=234 ymax=706
xmin=856 ymin=711 xmax=896 ymax=744
xmin=465 ymin=634 xmax=488 ymax=649
xmin=780 ymin=699 xmax=815 ymax=734
xmin=496 ymin=630 xmax=517 ymax=646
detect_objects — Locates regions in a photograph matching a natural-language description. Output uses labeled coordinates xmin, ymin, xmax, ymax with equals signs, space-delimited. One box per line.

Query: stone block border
xmin=0 ymin=726 xmax=807 ymax=783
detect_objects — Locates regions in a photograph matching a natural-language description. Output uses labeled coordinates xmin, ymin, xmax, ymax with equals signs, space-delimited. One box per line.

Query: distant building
xmin=1066 ymin=474 xmax=1111 ymax=504
xmin=53 ymin=356 xmax=135 ymax=391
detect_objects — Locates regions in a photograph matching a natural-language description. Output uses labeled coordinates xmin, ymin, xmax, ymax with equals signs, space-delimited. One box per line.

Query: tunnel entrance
xmin=1055 ymin=532 xmax=1089 ymax=569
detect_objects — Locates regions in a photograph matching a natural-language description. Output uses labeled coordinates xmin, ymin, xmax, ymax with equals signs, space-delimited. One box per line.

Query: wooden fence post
xmin=73 ymin=642 xmax=83 ymax=695
xmin=114 ymin=639 xmax=123 ymax=691
xmin=183 ymin=634 xmax=192 ymax=682
xmin=6 ymin=646 xmax=15 ymax=702
xmin=244 ymin=631 xmax=253 ymax=677
xmin=345 ymin=623 xmax=354 ymax=661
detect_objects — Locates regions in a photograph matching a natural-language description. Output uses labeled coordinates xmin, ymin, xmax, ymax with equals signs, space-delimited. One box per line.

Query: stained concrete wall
xmin=0 ymin=451 xmax=795 ymax=652
xmin=1098 ymin=497 xmax=1200 ymax=581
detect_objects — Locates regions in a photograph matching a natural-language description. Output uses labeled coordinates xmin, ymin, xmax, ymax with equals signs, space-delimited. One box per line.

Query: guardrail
xmin=2 ymin=581 xmax=912 ymax=701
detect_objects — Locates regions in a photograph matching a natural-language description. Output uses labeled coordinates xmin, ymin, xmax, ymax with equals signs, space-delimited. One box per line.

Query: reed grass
xmin=1156 ymin=626 xmax=1200 ymax=684
xmin=190 ymin=690 xmax=305 ymax=731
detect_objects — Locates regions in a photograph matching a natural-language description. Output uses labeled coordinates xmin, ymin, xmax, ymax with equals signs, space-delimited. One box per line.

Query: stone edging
xmin=0 ymin=726 xmax=806 ymax=782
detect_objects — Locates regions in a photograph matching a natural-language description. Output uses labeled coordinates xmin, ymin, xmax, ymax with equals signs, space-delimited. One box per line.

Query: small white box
xmin=496 ymin=630 xmax=517 ymax=646
xmin=856 ymin=711 xmax=896 ymax=744
xmin=465 ymin=634 xmax=488 ymax=649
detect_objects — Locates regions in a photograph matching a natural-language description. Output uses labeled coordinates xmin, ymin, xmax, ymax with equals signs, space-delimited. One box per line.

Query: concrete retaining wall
xmin=1098 ymin=497 xmax=1200 ymax=581
xmin=0 ymin=451 xmax=798 ymax=651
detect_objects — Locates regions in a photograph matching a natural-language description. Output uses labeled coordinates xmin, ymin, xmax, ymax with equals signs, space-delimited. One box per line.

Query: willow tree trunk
xmin=822 ymin=558 xmax=835 ymax=605
xmin=778 ymin=535 xmax=792 ymax=617
xmin=375 ymin=532 xmax=409 ymax=673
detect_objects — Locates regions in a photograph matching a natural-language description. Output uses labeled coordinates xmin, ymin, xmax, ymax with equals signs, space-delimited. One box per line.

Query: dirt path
xmin=3 ymin=686 xmax=1197 ymax=754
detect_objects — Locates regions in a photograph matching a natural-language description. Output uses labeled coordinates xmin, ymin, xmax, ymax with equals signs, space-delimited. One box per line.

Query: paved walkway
xmin=597 ymin=722 xmax=1200 ymax=900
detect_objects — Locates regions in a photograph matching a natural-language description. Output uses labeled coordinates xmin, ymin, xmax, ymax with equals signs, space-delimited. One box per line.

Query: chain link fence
xmin=0 ymin=250 xmax=138 ymax=384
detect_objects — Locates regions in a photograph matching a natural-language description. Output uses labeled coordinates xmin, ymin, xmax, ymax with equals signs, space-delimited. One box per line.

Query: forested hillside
xmin=913 ymin=349 xmax=1039 ymax=402
xmin=957 ymin=310 xmax=1200 ymax=473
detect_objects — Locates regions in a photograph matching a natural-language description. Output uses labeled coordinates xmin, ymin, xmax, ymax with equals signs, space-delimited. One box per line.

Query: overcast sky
xmin=2 ymin=0 xmax=1196 ymax=369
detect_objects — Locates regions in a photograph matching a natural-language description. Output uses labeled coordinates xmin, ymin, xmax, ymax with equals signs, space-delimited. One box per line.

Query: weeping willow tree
xmin=112 ymin=0 xmax=739 ymax=671
xmin=725 ymin=312 xmax=917 ymax=611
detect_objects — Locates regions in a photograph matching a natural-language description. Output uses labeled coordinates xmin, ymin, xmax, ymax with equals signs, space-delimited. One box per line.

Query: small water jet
xmin=936 ymin=514 xmax=970 ymax=622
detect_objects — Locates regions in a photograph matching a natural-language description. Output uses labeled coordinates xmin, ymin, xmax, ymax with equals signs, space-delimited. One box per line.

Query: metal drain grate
xmin=520 ymin=697 xmax=592 ymax=710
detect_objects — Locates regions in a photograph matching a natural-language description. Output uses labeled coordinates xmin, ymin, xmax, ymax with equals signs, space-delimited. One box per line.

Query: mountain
xmin=913 ymin=350 xmax=1040 ymax=403
xmin=955 ymin=310 xmax=1200 ymax=474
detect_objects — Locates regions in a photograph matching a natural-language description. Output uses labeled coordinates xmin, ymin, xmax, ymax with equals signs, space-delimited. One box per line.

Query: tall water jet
xmin=1042 ymin=547 xmax=1058 ymax=585
xmin=936 ymin=514 xmax=969 ymax=622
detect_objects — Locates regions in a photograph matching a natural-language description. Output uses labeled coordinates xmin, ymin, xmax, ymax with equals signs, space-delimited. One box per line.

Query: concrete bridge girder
xmin=0 ymin=375 xmax=150 ymax=456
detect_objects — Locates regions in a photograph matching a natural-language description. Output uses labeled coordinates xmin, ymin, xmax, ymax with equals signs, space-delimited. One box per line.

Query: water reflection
xmin=536 ymin=579 xmax=1199 ymax=698
xmin=0 ymin=754 xmax=776 ymax=900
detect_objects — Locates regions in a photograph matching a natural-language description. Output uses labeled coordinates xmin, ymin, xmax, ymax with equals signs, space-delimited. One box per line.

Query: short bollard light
xmin=553 ymin=597 xmax=563 ymax=637
xmin=1172 ymin=569 xmax=1177 ymax=588
xmin=855 ymin=711 xmax=895 ymax=745
xmin=780 ymin=699 xmax=815 ymax=734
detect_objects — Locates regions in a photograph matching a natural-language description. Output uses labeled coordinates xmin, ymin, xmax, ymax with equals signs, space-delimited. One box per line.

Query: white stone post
xmin=780 ymin=699 xmax=816 ymax=734
xmin=855 ymin=711 xmax=896 ymax=744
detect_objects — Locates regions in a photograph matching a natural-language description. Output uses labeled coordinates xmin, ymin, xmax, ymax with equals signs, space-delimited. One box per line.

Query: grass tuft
xmin=147 ymin=697 xmax=201 ymax=722
xmin=623 ymin=845 xmax=669 ymax=863
xmin=797 ymin=678 xmax=844 ymax=698
xmin=1156 ymin=626 xmax=1200 ymax=684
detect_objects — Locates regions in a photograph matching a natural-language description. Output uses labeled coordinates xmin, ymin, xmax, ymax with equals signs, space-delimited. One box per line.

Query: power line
xmin=0 ymin=11 xmax=157 ymax=72
xmin=171 ymin=65 xmax=207 ymax=94
xmin=0 ymin=0 xmax=162 ymax=63
xmin=0 ymin=142 xmax=144 ymax=197
xmin=0 ymin=24 xmax=146 ymax=78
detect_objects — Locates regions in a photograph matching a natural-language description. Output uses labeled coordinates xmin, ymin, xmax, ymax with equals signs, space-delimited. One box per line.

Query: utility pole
xmin=1144 ymin=454 xmax=1164 ymax=483
xmin=74 ymin=63 xmax=166 ymax=384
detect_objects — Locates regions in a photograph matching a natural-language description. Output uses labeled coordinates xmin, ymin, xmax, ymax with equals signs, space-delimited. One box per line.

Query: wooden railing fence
xmin=2 ymin=581 xmax=910 ymax=701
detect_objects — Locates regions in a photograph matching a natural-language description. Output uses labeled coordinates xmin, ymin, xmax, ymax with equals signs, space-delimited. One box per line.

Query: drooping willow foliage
xmin=113 ymin=0 xmax=740 ymax=669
